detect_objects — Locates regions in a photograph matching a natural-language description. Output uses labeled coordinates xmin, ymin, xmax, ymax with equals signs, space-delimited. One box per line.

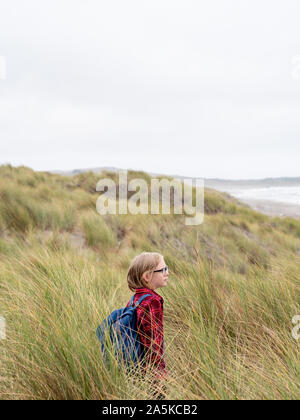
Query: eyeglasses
xmin=153 ymin=266 xmax=168 ymax=274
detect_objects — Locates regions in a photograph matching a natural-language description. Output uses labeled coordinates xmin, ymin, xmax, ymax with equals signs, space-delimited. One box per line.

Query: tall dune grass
xmin=0 ymin=165 xmax=299 ymax=399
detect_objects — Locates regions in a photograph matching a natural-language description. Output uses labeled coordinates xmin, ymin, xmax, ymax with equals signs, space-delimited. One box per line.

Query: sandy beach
xmin=238 ymin=198 xmax=300 ymax=219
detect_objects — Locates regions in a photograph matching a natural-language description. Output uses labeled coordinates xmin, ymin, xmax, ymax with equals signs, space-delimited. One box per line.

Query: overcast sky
xmin=0 ymin=0 xmax=300 ymax=179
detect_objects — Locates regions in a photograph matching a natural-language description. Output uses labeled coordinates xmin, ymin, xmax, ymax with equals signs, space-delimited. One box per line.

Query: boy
xmin=126 ymin=252 xmax=168 ymax=396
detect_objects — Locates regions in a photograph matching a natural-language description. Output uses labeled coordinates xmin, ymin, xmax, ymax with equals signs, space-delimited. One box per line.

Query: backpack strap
xmin=131 ymin=293 xmax=152 ymax=308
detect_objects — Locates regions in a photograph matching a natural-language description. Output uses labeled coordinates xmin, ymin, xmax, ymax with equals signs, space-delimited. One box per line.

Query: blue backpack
xmin=96 ymin=294 xmax=151 ymax=367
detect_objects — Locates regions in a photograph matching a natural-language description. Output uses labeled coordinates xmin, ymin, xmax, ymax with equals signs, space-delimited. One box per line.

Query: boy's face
xmin=148 ymin=256 xmax=169 ymax=291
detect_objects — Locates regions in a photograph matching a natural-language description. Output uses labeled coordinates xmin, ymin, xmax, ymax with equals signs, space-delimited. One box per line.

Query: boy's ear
xmin=142 ymin=271 xmax=151 ymax=284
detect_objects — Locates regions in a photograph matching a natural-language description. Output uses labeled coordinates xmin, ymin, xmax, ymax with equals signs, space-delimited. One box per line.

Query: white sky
xmin=0 ymin=0 xmax=300 ymax=179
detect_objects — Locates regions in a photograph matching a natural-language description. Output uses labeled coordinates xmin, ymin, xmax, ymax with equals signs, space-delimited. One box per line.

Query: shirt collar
xmin=135 ymin=287 xmax=164 ymax=302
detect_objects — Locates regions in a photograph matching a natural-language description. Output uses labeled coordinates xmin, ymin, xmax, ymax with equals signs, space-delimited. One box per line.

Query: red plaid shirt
xmin=127 ymin=287 xmax=166 ymax=378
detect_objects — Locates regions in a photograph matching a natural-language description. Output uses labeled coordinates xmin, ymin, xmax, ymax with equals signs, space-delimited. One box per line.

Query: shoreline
xmin=238 ymin=198 xmax=300 ymax=219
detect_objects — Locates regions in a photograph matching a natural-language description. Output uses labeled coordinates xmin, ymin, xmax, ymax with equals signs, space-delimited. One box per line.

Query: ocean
xmin=221 ymin=186 xmax=300 ymax=206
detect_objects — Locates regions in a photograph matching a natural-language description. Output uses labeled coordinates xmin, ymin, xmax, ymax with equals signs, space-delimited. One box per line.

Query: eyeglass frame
xmin=153 ymin=266 xmax=168 ymax=274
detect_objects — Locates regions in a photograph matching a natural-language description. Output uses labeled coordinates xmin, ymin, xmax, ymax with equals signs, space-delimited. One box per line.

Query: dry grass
xmin=0 ymin=164 xmax=299 ymax=400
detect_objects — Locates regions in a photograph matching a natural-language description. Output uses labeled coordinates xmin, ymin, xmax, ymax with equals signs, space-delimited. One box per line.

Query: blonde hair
xmin=127 ymin=252 xmax=163 ymax=292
